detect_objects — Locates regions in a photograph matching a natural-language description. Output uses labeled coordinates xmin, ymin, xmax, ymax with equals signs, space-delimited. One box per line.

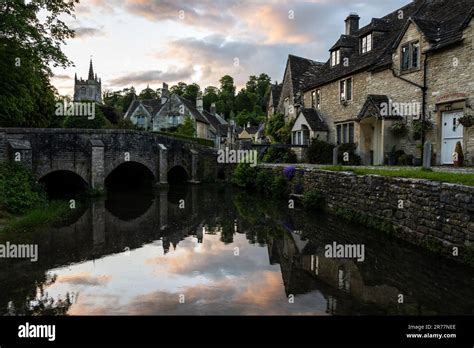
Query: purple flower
xmin=283 ymin=166 xmax=296 ymax=181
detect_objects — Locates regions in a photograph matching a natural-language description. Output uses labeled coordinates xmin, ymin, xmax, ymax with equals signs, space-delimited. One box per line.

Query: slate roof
xmin=202 ymin=110 xmax=227 ymax=133
xmin=304 ymin=0 xmax=474 ymax=91
xmin=176 ymin=96 xmax=209 ymax=124
xmin=357 ymin=95 xmax=403 ymax=120
xmin=287 ymin=54 xmax=325 ymax=92
xmin=299 ymin=108 xmax=329 ymax=131
xmin=270 ymin=83 xmax=282 ymax=108
xmin=243 ymin=126 xmax=259 ymax=135
xmin=126 ymin=99 xmax=162 ymax=118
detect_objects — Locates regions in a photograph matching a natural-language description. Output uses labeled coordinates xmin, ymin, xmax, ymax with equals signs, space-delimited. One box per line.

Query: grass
xmin=2 ymin=201 xmax=72 ymax=233
xmin=321 ymin=166 xmax=474 ymax=186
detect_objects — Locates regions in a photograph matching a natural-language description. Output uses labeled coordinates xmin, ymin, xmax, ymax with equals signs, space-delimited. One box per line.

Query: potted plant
xmin=390 ymin=121 xmax=409 ymax=138
xmin=387 ymin=145 xmax=397 ymax=166
xmin=458 ymin=115 xmax=474 ymax=128
xmin=412 ymin=119 xmax=433 ymax=140
xmin=453 ymin=141 xmax=464 ymax=167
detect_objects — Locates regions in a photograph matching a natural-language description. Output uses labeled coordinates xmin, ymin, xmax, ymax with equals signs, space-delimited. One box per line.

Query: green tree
xmin=63 ymin=102 xmax=108 ymax=129
xmin=217 ymin=75 xmax=235 ymax=119
xmin=138 ymin=86 xmax=157 ymax=100
xmin=0 ymin=0 xmax=78 ymax=127
xmin=176 ymin=115 xmax=195 ymax=137
xmin=203 ymin=86 xmax=219 ymax=111
xmin=183 ymin=83 xmax=200 ymax=104
xmin=170 ymin=82 xmax=187 ymax=96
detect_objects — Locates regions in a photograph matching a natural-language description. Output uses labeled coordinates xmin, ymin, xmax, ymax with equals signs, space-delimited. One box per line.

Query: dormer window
xmin=331 ymin=49 xmax=340 ymax=67
xmin=361 ymin=33 xmax=372 ymax=53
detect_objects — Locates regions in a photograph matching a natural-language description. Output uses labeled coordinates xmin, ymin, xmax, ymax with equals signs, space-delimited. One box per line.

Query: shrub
xmin=262 ymin=146 xmax=297 ymax=163
xmin=302 ymin=190 xmax=325 ymax=211
xmin=306 ymin=139 xmax=334 ymax=164
xmin=255 ymin=170 xmax=272 ymax=194
xmin=0 ymin=162 xmax=47 ymax=214
xmin=398 ymin=153 xmax=414 ymax=166
xmin=338 ymin=143 xmax=362 ymax=165
xmin=283 ymin=166 xmax=296 ymax=181
xmin=232 ymin=163 xmax=257 ymax=188
xmin=390 ymin=121 xmax=409 ymax=138
xmin=270 ymin=174 xmax=288 ymax=198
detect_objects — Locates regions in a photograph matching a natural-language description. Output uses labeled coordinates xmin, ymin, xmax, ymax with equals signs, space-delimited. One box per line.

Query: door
xmin=441 ymin=111 xmax=464 ymax=164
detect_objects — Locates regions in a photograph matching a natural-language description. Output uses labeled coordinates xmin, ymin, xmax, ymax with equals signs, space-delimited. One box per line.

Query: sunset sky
xmin=52 ymin=0 xmax=410 ymax=97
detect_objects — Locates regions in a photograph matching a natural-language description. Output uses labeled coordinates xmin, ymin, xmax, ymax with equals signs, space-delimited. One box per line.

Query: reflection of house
xmin=238 ymin=124 xmax=259 ymax=140
xmin=299 ymin=0 xmax=474 ymax=165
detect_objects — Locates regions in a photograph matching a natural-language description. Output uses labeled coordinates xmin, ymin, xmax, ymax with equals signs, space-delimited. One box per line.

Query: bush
xmin=398 ymin=153 xmax=414 ymax=166
xmin=255 ymin=170 xmax=272 ymax=194
xmin=262 ymin=146 xmax=297 ymax=163
xmin=63 ymin=104 xmax=108 ymax=129
xmin=306 ymin=139 xmax=334 ymax=164
xmin=232 ymin=163 xmax=258 ymax=188
xmin=338 ymin=143 xmax=362 ymax=165
xmin=283 ymin=166 xmax=296 ymax=180
xmin=270 ymin=174 xmax=288 ymax=198
xmin=302 ymin=190 xmax=325 ymax=211
xmin=0 ymin=162 xmax=47 ymax=214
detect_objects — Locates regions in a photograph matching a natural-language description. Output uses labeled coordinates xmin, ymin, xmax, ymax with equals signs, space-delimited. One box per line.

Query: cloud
xmin=73 ymin=26 xmax=105 ymax=39
xmin=109 ymin=67 xmax=195 ymax=87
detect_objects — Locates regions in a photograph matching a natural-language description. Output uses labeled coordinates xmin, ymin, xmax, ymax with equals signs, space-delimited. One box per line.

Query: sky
xmin=51 ymin=0 xmax=410 ymax=97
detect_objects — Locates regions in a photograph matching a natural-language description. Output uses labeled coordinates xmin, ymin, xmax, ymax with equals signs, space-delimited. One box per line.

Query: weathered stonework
xmin=0 ymin=128 xmax=218 ymax=188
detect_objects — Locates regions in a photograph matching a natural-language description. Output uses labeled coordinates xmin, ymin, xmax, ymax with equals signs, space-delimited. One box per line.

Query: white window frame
xmin=339 ymin=78 xmax=353 ymax=102
xmin=331 ymin=49 xmax=340 ymax=67
xmin=361 ymin=33 xmax=372 ymax=53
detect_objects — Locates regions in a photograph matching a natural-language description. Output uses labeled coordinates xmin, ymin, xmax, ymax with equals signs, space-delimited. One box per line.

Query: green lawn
xmin=321 ymin=166 xmax=474 ymax=186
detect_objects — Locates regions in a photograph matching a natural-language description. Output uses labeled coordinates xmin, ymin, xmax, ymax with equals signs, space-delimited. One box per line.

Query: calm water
xmin=0 ymin=185 xmax=473 ymax=315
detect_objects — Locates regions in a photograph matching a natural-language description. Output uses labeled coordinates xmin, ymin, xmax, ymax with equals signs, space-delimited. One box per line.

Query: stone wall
xmin=260 ymin=164 xmax=474 ymax=262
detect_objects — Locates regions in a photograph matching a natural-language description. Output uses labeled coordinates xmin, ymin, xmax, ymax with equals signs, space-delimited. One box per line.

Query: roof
xmin=176 ymin=96 xmax=209 ymax=124
xmin=125 ymin=99 xmax=162 ymax=118
xmin=241 ymin=126 xmax=259 ymax=135
xmin=287 ymin=54 xmax=325 ymax=93
xmin=298 ymin=108 xmax=329 ymax=131
xmin=357 ymin=95 xmax=403 ymax=120
xmin=304 ymin=0 xmax=474 ymax=91
xmin=270 ymin=83 xmax=282 ymax=108
xmin=202 ymin=110 xmax=226 ymax=131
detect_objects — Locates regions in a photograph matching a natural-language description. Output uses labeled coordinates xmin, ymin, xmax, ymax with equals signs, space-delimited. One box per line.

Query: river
xmin=0 ymin=185 xmax=472 ymax=315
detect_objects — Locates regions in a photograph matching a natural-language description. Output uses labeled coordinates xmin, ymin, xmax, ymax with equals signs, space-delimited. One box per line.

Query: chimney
xmin=161 ymin=82 xmax=169 ymax=105
xmin=196 ymin=91 xmax=203 ymax=113
xmin=210 ymin=102 xmax=216 ymax=115
xmin=247 ymin=122 xmax=251 ymax=129
xmin=345 ymin=13 xmax=360 ymax=35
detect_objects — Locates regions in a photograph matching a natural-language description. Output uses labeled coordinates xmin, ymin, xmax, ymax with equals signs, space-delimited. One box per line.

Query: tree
xmin=203 ymin=86 xmax=219 ymax=111
xmin=0 ymin=0 xmax=78 ymax=127
xmin=63 ymin=102 xmax=108 ymax=129
xmin=183 ymin=83 xmax=200 ymax=104
xmin=138 ymin=86 xmax=157 ymax=100
xmin=217 ymin=75 xmax=235 ymax=119
xmin=170 ymin=82 xmax=187 ymax=96
xmin=176 ymin=116 xmax=195 ymax=137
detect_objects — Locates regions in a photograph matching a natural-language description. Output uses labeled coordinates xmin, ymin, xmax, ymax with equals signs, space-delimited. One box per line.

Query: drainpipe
xmin=390 ymin=51 xmax=429 ymax=165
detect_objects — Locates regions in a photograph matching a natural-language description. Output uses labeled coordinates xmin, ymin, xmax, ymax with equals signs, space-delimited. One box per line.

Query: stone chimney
xmin=196 ymin=91 xmax=203 ymax=113
xmin=161 ymin=82 xmax=169 ymax=105
xmin=345 ymin=13 xmax=360 ymax=35
xmin=210 ymin=102 xmax=216 ymax=115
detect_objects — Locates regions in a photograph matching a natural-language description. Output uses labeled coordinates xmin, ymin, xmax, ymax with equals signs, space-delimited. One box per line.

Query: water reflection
xmin=0 ymin=186 xmax=473 ymax=315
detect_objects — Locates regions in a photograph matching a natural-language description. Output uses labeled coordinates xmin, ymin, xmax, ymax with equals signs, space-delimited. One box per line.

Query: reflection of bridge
xmin=0 ymin=128 xmax=218 ymax=189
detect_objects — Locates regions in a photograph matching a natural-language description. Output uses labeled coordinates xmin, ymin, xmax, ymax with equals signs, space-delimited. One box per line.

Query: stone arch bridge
xmin=0 ymin=128 xmax=219 ymax=189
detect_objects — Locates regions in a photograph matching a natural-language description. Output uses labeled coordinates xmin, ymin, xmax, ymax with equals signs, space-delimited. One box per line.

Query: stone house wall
xmin=277 ymin=63 xmax=296 ymax=121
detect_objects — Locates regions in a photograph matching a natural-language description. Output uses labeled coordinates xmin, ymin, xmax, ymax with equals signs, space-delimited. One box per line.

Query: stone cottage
xmin=300 ymin=0 xmax=474 ymax=165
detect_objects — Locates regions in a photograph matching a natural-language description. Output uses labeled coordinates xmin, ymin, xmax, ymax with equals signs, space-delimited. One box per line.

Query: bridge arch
xmin=167 ymin=165 xmax=189 ymax=184
xmin=105 ymin=161 xmax=156 ymax=191
xmin=39 ymin=170 xmax=89 ymax=198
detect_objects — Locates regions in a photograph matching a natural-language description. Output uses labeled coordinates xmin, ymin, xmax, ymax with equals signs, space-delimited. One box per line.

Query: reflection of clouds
xmin=55 ymin=272 xmax=112 ymax=286
xmin=40 ymin=233 xmax=328 ymax=315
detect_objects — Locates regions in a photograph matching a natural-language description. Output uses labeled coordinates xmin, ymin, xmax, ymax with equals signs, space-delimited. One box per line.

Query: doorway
xmin=441 ymin=111 xmax=464 ymax=164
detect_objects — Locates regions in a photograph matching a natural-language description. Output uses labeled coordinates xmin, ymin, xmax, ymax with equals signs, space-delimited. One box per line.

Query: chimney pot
xmin=345 ymin=13 xmax=360 ymax=35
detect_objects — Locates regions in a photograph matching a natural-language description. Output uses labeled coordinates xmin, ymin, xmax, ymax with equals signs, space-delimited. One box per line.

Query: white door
xmin=441 ymin=111 xmax=464 ymax=164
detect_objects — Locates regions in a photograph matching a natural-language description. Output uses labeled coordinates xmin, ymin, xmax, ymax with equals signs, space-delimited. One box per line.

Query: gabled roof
xmin=330 ymin=35 xmax=359 ymax=51
xmin=241 ymin=126 xmax=259 ymax=135
xmin=297 ymin=108 xmax=329 ymax=131
xmin=202 ymin=110 xmax=226 ymax=130
xmin=286 ymin=54 xmax=325 ymax=93
xmin=270 ymin=83 xmax=282 ymax=108
xmin=357 ymin=95 xmax=403 ymax=121
xmin=125 ymin=99 xmax=161 ymax=119
xmin=176 ymin=95 xmax=209 ymax=124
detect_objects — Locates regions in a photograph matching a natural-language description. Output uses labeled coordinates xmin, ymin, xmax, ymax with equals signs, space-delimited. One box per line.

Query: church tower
xmin=74 ymin=59 xmax=102 ymax=103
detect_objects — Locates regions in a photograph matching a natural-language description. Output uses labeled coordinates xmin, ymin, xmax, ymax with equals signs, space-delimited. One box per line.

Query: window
xmin=311 ymin=90 xmax=321 ymax=109
xmin=336 ymin=122 xmax=355 ymax=144
xmin=401 ymin=41 xmax=420 ymax=71
xmin=361 ymin=33 xmax=372 ymax=53
xmin=284 ymin=97 xmax=290 ymax=117
xmin=331 ymin=49 xmax=340 ymax=66
xmin=340 ymin=78 xmax=352 ymax=102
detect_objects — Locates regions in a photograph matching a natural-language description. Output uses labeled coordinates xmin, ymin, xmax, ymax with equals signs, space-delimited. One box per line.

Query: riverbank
xmin=253 ymin=164 xmax=474 ymax=266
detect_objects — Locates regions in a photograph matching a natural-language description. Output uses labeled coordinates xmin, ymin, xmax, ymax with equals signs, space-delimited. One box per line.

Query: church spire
xmin=88 ymin=58 xmax=95 ymax=80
